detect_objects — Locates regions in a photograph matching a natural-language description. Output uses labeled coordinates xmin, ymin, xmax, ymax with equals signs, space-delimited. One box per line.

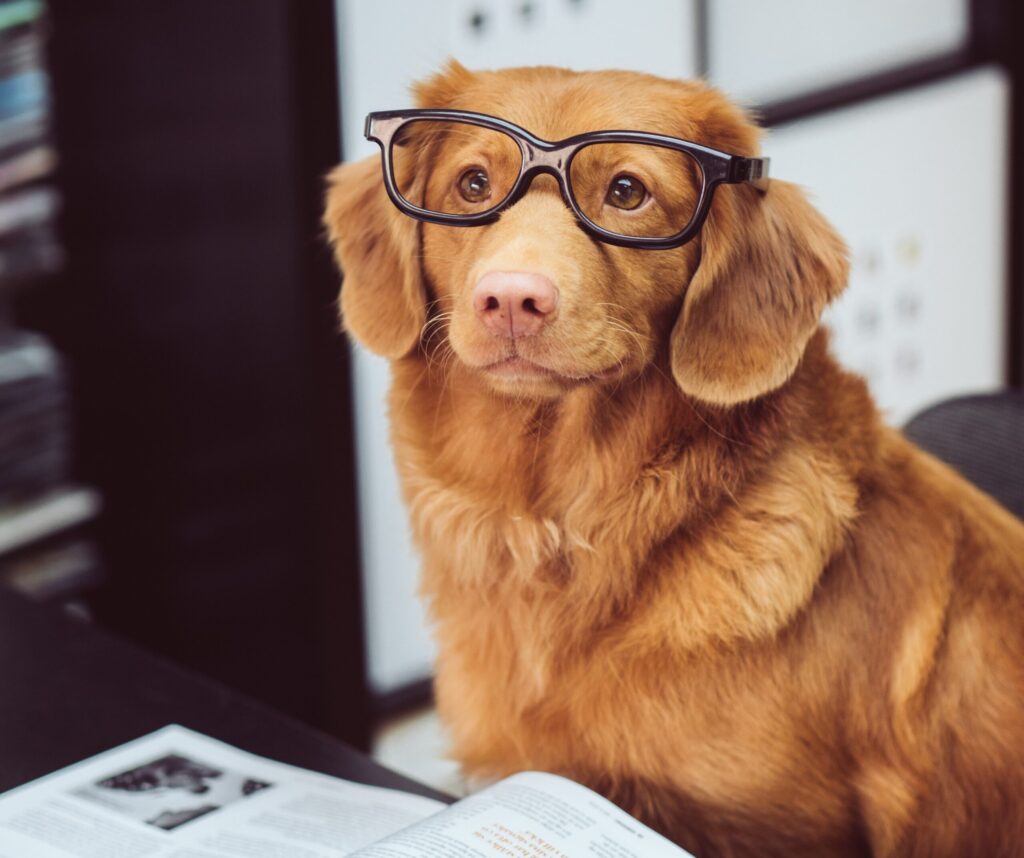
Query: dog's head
xmin=325 ymin=62 xmax=848 ymax=405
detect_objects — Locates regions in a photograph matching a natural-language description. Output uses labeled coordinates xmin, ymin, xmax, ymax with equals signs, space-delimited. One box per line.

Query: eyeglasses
xmin=365 ymin=109 xmax=769 ymax=251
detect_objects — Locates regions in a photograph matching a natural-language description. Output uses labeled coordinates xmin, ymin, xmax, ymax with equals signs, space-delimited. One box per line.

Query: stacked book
xmin=0 ymin=0 xmax=60 ymax=288
xmin=0 ymin=0 xmax=101 ymax=608
xmin=0 ymin=329 xmax=68 ymax=501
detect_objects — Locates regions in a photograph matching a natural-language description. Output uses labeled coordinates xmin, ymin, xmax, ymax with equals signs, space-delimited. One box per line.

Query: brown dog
xmin=324 ymin=62 xmax=1024 ymax=857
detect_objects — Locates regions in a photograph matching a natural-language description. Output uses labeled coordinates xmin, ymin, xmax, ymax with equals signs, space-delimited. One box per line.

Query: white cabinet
xmin=332 ymin=3 xmax=1006 ymax=695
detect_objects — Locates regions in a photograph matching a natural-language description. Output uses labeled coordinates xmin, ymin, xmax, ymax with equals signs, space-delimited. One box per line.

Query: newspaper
xmin=0 ymin=726 xmax=694 ymax=858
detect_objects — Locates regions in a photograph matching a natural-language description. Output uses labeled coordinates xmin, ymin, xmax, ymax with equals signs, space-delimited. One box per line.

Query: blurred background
xmin=0 ymin=0 xmax=1020 ymax=790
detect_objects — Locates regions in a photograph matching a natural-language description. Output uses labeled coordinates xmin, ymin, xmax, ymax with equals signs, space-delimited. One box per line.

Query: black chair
xmin=904 ymin=392 xmax=1024 ymax=520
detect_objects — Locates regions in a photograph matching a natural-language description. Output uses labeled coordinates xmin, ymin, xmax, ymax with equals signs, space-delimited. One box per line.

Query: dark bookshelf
xmin=24 ymin=0 xmax=371 ymax=748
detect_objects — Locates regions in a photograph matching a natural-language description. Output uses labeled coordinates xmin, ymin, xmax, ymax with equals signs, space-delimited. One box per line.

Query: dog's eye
xmin=605 ymin=174 xmax=647 ymax=210
xmin=457 ymin=168 xmax=491 ymax=203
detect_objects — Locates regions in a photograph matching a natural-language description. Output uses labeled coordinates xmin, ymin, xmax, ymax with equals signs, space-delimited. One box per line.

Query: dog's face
xmin=415 ymin=70 xmax=707 ymax=400
xmin=326 ymin=63 xmax=849 ymax=405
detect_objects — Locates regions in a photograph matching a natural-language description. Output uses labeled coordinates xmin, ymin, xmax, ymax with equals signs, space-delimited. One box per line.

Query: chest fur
xmin=384 ymin=364 xmax=865 ymax=849
xmin=405 ymin=441 xmax=856 ymax=740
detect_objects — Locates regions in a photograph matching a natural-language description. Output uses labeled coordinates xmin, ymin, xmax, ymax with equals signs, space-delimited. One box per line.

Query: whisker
xmin=420 ymin=310 xmax=454 ymax=351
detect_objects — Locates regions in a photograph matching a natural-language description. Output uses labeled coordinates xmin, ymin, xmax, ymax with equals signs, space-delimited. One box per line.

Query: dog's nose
xmin=472 ymin=271 xmax=559 ymax=339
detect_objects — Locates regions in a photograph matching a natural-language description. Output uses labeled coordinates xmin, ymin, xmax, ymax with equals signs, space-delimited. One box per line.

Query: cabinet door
xmin=335 ymin=0 xmax=699 ymax=695
xmin=709 ymin=0 xmax=969 ymax=105
xmin=765 ymin=68 xmax=1008 ymax=424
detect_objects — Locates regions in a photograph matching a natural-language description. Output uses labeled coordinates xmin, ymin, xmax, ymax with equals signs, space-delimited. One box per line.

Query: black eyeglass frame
xmin=364 ymin=108 xmax=770 ymax=250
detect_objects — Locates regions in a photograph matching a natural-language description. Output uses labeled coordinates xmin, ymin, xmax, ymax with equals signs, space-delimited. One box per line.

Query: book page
xmin=351 ymin=771 xmax=695 ymax=858
xmin=0 ymin=725 xmax=446 ymax=858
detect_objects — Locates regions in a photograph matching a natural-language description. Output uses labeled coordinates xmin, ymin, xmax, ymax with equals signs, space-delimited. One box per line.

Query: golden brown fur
xmin=324 ymin=63 xmax=1024 ymax=857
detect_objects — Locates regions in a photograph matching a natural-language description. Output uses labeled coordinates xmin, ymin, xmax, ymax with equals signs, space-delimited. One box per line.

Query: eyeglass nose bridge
xmin=505 ymin=139 xmax=580 ymax=214
xmin=521 ymin=138 xmax=571 ymax=172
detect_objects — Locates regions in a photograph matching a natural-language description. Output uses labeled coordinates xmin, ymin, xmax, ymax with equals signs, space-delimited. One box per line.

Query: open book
xmin=0 ymin=726 xmax=695 ymax=857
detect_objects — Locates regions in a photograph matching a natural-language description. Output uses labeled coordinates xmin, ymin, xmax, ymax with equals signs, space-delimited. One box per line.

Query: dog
xmin=324 ymin=61 xmax=1024 ymax=857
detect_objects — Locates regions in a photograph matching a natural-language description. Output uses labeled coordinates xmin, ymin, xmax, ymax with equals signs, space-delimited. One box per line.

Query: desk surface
xmin=0 ymin=589 xmax=449 ymax=802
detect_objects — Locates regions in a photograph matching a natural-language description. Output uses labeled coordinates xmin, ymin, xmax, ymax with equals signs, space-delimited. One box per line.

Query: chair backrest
xmin=904 ymin=392 xmax=1024 ymax=520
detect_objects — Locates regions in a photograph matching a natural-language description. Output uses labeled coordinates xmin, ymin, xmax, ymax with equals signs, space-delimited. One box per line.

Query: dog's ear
xmin=323 ymin=155 xmax=425 ymax=358
xmin=670 ymin=179 xmax=849 ymax=405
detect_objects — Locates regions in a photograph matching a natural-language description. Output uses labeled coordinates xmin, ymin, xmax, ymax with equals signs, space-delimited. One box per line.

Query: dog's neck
xmin=391 ymin=329 xmax=873 ymax=652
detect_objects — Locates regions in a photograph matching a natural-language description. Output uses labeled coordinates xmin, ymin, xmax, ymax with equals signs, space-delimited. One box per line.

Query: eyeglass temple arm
xmin=727 ymin=156 xmax=771 ymax=193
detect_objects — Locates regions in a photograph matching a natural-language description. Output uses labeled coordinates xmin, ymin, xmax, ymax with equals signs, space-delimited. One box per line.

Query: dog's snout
xmin=472 ymin=271 xmax=559 ymax=339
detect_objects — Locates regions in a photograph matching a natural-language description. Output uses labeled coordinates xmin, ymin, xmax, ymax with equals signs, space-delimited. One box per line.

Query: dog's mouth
xmin=480 ymin=352 xmax=618 ymax=384
xmin=485 ymin=355 xmax=556 ymax=379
